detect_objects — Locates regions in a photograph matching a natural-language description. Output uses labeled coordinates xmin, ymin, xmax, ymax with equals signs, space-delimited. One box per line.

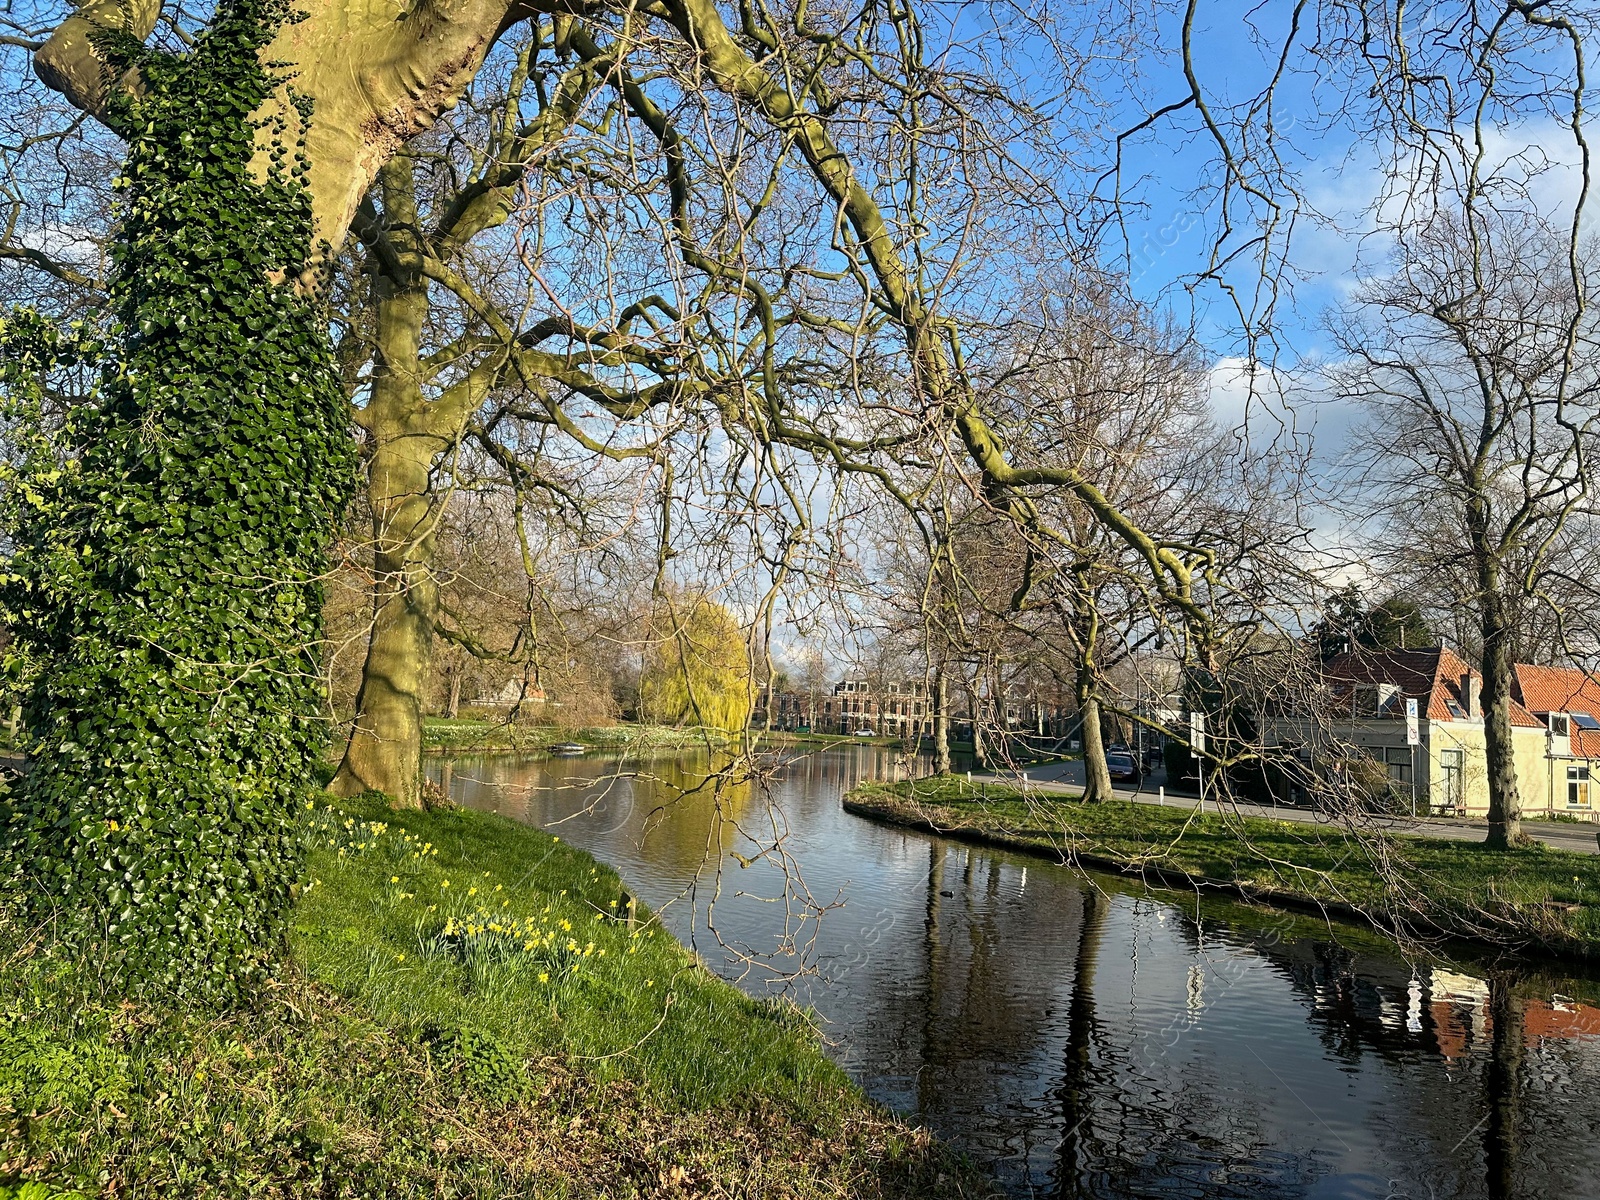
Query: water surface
xmin=430 ymin=746 xmax=1600 ymax=1200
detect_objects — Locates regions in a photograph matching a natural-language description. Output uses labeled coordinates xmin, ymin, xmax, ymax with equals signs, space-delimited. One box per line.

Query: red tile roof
xmin=1323 ymin=647 xmax=1543 ymax=726
xmin=1512 ymin=664 xmax=1600 ymax=756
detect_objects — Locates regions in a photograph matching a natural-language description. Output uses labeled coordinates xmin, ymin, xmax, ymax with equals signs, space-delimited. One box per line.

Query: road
xmin=972 ymin=758 xmax=1600 ymax=856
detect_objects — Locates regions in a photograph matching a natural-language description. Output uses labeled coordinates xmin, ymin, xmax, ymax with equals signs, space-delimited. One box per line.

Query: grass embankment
xmin=848 ymin=777 xmax=1600 ymax=957
xmin=422 ymin=719 xmax=734 ymax=756
xmin=751 ymin=731 xmax=906 ymax=751
xmin=1 ymin=794 xmax=992 ymax=1198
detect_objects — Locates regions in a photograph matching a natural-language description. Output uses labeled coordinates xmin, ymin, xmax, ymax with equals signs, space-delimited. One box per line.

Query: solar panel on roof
xmin=1572 ymin=713 xmax=1600 ymax=731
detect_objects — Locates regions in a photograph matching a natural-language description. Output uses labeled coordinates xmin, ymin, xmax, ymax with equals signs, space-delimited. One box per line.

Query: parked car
xmin=1105 ymin=749 xmax=1142 ymax=784
xmin=854 ymin=728 xmax=876 ymax=737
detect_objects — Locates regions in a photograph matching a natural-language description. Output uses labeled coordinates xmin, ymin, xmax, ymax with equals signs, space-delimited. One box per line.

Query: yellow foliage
xmin=639 ymin=597 xmax=752 ymax=733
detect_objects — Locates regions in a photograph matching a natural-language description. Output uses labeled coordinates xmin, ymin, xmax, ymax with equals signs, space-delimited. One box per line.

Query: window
xmin=1569 ymin=766 xmax=1591 ymax=809
xmin=1573 ymin=713 xmax=1600 ymax=732
xmin=1548 ymin=714 xmax=1571 ymax=736
xmin=1384 ymin=745 xmax=1413 ymax=783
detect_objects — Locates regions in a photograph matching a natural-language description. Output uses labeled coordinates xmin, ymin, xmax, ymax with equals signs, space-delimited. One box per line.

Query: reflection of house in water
xmin=1430 ymin=968 xmax=1600 ymax=1059
xmin=1226 ymin=926 xmax=1600 ymax=1061
xmin=1430 ymin=968 xmax=1492 ymax=1058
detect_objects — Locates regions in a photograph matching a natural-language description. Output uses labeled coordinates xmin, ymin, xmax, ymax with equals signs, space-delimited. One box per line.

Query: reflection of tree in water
xmin=437 ymin=750 xmax=1600 ymax=1199
xmin=1484 ymin=971 xmax=1522 ymax=1200
xmin=1207 ymin=930 xmax=1487 ymax=1196
xmin=908 ymin=846 xmax=1090 ymax=1127
xmin=1053 ymin=885 xmax=1102 ymax=1199
xmin=627 ymin=753 xmax=757 ymax=874
xmin=1200 ymin=923 xmax=1600 ymax=1199
xmin=1046 ymin=904 xmax=1328 ymax=1200
xmin=805 ymin=839 xmax=1111 ymax=1176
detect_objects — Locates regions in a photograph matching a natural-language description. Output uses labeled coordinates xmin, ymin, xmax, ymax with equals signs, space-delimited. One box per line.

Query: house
xmin=789 ymin=678 xmax=932 ymax=737
xmin=1277 ymin=648 xmax=1548 ymax=817
xmin=1262 ymin=648 xmax=1600 ymax=818
xmin=1511 ymin=664 xmax=1600 ymax=816
xmin=466 ymin=679 xmax=548 ymax=710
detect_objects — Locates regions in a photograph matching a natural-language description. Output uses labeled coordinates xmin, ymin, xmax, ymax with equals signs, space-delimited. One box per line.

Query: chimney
xmin=1462 ymin=673 xmax=1482 ymax=719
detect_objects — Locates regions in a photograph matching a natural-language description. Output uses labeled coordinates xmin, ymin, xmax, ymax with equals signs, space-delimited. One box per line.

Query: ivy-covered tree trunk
xmin=34 ymin=0 xmax=518 ymax=254
xmin=2 ymin=0 xmax=354 ymax=999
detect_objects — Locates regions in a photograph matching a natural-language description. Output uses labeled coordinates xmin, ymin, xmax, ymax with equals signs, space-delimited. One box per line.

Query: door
xmin=1438 ymin=748 xmax=1464 ymax=816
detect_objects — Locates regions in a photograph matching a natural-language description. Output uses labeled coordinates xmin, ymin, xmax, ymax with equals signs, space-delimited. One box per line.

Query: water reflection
xmin=430 ymin=747 xmax=1600 ymax=1198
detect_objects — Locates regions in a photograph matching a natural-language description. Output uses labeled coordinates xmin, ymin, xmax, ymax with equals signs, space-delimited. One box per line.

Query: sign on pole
xmin=1189 ymin=710 xmax=1205 ymax=754
xmin=1405 ymin=697 xmax=1419 ymax=746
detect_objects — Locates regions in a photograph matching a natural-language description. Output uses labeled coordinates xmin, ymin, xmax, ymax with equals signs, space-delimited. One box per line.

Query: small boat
xmin=549 ymin=742 xmax=588 ymax=756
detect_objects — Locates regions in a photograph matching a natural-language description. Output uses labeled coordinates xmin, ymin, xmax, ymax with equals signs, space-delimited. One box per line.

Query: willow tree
xmin=640 ymin=595 xmax=752 ymax=734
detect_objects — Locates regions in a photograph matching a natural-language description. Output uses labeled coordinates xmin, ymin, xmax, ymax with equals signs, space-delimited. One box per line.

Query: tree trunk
xmin=37 ymin=0 xmax=537 ymax=256
xmin=331 ymin=198 xmax=448 ymax=807
xmin=332 ymin=527 xmax=438 ymax=807
xmin=969 ymin=682 xmax=987 ymax=770
xmin=1478 ymin=557 xmax=1525 ymax=849
xmin=1483 ymin=972 xmax=1523 ymax=1200
xmin=1079 ymin=693 xmax=1115 ymax=804
xmin=8 ymin=1 xmax=358 ymax=999
xmin=933 ymin=668 xmax=952 ymax=775
xmin=1073 ymin=574 xmax=1114 ymax=803
xmin=446 ymin=661 xmax=463 ymax=719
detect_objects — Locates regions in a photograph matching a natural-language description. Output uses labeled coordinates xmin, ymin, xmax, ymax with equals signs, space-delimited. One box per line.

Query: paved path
xmin=969 ymin=759 xmax=1600 ymax=856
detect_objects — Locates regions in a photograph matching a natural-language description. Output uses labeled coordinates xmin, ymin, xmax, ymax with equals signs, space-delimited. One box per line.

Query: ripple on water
xmin=432 ymin=747 xmax=1600 ymax=1199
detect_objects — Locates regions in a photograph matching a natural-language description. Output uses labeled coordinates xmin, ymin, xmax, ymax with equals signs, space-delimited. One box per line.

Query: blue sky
xmin=1075 ymin=0 xmax=1596 ymax=529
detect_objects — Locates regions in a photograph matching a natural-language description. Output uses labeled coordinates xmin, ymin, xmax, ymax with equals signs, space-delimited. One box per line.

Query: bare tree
xmin=1336 ymin=218 xmax=1600 ymax=848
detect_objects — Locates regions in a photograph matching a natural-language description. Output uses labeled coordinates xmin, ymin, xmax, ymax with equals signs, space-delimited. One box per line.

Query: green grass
xmin=1 ymin=793 xmax=992 ymax=1198
xmin=750 ymin=730 xmax=907 ymax=750
xmin=421 ymin=719 xmax=735 ymax=756
xmin=849 ymin=777 xmax=1600 ymax=956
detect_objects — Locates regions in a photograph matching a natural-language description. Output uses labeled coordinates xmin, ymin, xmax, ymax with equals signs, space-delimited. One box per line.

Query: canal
xmin=431 ymin=744 xmax=1600 ymax=1199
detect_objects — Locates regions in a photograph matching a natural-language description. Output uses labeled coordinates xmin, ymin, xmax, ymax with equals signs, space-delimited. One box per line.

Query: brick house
xmin=777 ymin=678 xmax=931 ymax=737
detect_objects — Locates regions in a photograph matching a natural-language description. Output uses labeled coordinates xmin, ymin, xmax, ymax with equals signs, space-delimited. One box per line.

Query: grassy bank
xmin=1 ymin=794 xmax=992 ymax=1198
xmin=421 ymin=719 xmax=735 ymax=756
xmin=847 ymin=777 xmax=1600 ymax=957
xmin=749 ymin=730 xmax=906 ymax=751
